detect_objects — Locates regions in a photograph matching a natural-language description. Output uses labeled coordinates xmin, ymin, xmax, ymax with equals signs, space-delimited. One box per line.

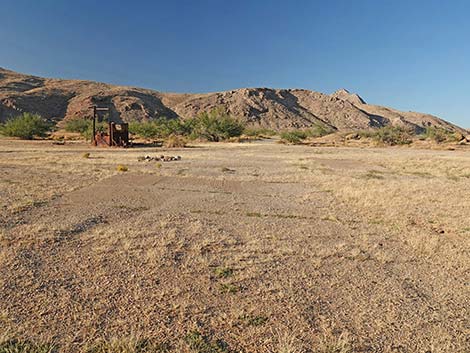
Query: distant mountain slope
xmin=0 ymin=67 xmax=465 ymax=133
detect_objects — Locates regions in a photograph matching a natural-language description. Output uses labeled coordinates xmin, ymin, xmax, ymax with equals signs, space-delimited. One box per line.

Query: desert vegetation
xmin=129 ymin=109 xmax=245 ymax=142
xmin=279 ymin=125 xmax=334 ymax=144
xmin=61 ymin=109 xmax=245 ymax=144
xmin=242 ymin=127 xmax=277 ymax=138
xmin=0 ymin=337 xmax=57 ymax=353
xmin=357 ymin=126 xmax=413 ymax=146
xmin=64 ymin=119 xmax=109 ymax=140
xmin=64 ymin=118 xmax=91 ymax=135
xmin=348 ymin=126 xmax=467 ymax=147
xmin=420 ymin=126 xmax=463 ymax=143
xmin=0 ymin=113 xmax=52 ymax=139
xmin=188 ymin=109 xmax=244 ymax=142
xmin=60 ymin=117 xmax=469 ymax=148
xmin=1 ymin=108 xmax=468 ymax=152
xmin=128 ymin=118 xmax=192 ymax=140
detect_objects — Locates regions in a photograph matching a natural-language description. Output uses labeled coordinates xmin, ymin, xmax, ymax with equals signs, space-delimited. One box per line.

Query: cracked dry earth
xmin=0 ymin=140 xmax=469 ymax=352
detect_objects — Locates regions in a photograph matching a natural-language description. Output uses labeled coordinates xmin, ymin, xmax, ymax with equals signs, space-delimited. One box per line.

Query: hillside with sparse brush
xmin=0 ymin=67 xmax=465 ymax=133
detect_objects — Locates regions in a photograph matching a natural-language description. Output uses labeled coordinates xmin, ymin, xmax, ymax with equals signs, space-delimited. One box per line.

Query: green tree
xmin=0 ymin=113 xmax=52 ymax=139
xmin=190 ymin=108 xmax=244 ymax=141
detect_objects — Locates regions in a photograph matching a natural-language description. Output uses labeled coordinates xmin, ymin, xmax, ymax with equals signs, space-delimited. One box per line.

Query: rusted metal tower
xmin=92 ymin=106 xmax=129 ymax=147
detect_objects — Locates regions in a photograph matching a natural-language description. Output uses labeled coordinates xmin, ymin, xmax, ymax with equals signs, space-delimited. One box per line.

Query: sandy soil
xmin=0 ymin=139 xmax=469 ymax=353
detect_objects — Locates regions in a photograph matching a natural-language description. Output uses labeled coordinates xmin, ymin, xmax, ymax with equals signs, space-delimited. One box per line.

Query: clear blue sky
xmin=1 ymin=0 xmax=469 ymax=127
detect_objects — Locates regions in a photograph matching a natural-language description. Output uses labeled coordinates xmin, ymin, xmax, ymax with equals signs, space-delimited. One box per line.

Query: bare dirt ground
xmin=0 ymin=139 xmax=469 ymax=353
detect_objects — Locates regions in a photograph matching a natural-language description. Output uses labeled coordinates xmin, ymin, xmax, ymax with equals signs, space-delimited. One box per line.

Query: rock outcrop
xmin=0 ymin=67 xmax=465 ymax=133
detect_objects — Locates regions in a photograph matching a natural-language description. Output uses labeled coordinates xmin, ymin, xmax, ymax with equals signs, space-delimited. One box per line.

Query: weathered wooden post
xmin=109 ymin=121 xmax=114 ymax=146
xmin=92 ymin=106 xmax=110 ymax=146
xmin=92 ymin=106 xmax=97 ymax=145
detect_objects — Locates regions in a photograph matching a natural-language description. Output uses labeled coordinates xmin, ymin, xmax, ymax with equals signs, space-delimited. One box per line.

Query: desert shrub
xmin=129 ymin=118 xmax=192 ymax=139
xmin=422 ymin=126 xmax=460 ymax=143
xmin=64 ymin=119 xmax=91 ymax=134
xmin=214 ymin=267 xmax=233 ymax=278
xmin=280 ymin=130 xmax=309 ymax=144
xmin=356 ymin=130 xmax=373 ymax=139
xmin=116 ymin=165 xmax=128 ymax=172
xmin=279 ymin=125 xmax=334 ymax=144
xmin=359 ymin=126 xmax=413 ymax=146
xmin=243 ymin=127 xmax=277 ymax=137
xmin=0 ymin=113 xmax=52 ymax=139
xmin=83 ymin=121 xmax=108 ymax=141
xmin=307 ymin=124 xmax=335 ymax=138
xmin=65 ymin=119 xmax=108 ymax=140
xmin=159 ymin=118 xmax=193 ymax=137
xmin=375 ymin=126 xmax=413 ymax=145
xmin=165 ymin=134 xmax=187 ymax=148
xmin=188 ymin=109 xmax=245 ymax=141
xmin=128 ymin=121 xmax=159 ymax=138
xmin=129 ymin=110 xmax=244 ymax=142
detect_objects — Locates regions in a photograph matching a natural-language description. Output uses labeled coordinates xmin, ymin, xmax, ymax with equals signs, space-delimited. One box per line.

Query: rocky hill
xmin=0 ymin=67 xmax=465 ymax=133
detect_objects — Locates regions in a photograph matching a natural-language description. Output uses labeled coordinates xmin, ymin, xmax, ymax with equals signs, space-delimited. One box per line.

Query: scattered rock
xmin=138 ymin=155 xmax=181 ymax=162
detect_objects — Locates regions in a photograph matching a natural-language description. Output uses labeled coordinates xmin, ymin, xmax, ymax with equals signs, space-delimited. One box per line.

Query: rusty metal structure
xmin=92 ymin=106 xmax=129 ymax=147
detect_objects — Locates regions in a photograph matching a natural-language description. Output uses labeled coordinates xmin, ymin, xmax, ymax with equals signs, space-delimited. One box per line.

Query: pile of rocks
xmin=137 ymin=155 xmax=182 ymax=162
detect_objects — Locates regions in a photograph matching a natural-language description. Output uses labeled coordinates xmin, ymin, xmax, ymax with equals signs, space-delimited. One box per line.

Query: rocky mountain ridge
xmin=0 ymin=67 xmax=464 ymax=133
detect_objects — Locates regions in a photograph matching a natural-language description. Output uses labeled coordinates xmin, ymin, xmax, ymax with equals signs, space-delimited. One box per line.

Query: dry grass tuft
xmin=238 ymin=314 xmax=268 ymax=327
xmin=218 ymin=283 xmax=238 ymax=294
xmin=316 ymin=332 xmax=352 ymax=353
xmin=360 ymin=170 xmax=384 ymax=180
xmin=0 ymin=337 xmax=57 ymax=353
xmin=275 ymin=331 xmax=304 ymax=353
xmin=116 ymin=165 xmax=128 ymax=172
xmin=85 ymin=337 xmax=170 ymax=353
xmin=184 ymin=331 xmax=229 ymax=353
xmin=165 ymin=135 xmax=187 ymax=148
xmin=214 ymin=267 xmax=233 ymax=278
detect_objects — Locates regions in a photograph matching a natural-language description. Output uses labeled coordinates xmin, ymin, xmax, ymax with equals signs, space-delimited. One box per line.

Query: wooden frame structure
xmin=92 ymin=106 xmax=129 ymax=147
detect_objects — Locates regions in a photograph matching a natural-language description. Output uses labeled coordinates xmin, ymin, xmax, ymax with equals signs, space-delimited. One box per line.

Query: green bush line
xmin=357 ymin=126 xmax=462 ymax=145
xmin=358 ymin=126 xmax=413 ymax=146
xmin=0 ymin=113 xmax=52 ymax=140
xmin=0 ymin=111 xmax=465 ymax=146
xmin=280 ymin=125 xmax=334 ymax=144
xmin=65 ymin=119 xmax=108 ymax=141
xmin=419 ymin=126 xmax=462 ymax=143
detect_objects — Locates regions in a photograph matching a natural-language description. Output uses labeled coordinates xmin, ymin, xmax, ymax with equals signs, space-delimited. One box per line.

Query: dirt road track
xmin=0 ymin=140 xmax=469 ymax=352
